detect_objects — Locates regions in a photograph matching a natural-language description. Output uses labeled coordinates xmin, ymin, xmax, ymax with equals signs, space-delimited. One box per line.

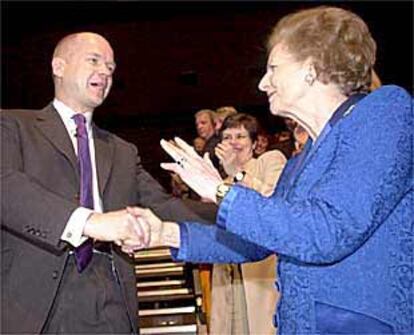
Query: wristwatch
xmin=216 ymin=182 xmax=232 ymax=204
xmin=233 ymin=170 xmax=247 ymax=183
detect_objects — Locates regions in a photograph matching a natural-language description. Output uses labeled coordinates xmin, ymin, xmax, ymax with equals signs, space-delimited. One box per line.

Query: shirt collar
xmin=53 ymin=98 xmax=93 ymax=134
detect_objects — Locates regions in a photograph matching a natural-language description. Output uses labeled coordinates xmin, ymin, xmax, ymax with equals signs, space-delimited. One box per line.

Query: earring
xmin=305 ymin=73 xmax=316 ymax=86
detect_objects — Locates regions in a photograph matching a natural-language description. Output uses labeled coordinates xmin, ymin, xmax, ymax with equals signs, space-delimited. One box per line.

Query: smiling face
xmin=221 ymin=125 xmax=255 ymax=165
xmin=52 ymin=33 xmax=116 ymax=113
xmin=258 ymin=44 xmax=310 ymax=121
xmin=254 ymin=134 xmax=269 ymax=156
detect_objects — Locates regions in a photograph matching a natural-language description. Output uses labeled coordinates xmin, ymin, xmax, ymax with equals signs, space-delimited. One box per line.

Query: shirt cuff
xmin=216 ymin=185 xmax=240 ymax=229
xmin=61 ymin=207 xmax=94 ymax=247
xmin=170 ymin=222 xmax=189 ymax=261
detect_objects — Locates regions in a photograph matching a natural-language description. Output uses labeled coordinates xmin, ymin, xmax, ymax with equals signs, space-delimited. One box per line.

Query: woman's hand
xmin=160 ymin=137 xmax=223 ymax=203
xmin=123 ymin=207 xmax=180 ymax=252
xmin=215 ymin=142 xmax=240 ymax=177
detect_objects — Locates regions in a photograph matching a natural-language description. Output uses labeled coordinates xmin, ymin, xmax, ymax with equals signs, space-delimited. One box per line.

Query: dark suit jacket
xmin=1 ymin=104 xmax=207 ymax=334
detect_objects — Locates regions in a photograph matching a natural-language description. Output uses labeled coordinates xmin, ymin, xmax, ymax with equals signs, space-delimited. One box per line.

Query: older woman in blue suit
xmin=129 ymin=6 xmax=413 ymax=334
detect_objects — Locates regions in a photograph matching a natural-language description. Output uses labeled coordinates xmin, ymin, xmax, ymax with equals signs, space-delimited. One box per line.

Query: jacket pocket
xmin=315 ymin=301 xmax=394 ymax=334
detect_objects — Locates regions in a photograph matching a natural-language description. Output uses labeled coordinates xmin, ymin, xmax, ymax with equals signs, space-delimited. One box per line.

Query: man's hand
xmin=160 ymin=137 xmax=223 ymax=203
xmin=124 ymin=207 xmax=180 ymax=252
xmin=83 ymin=209 xmax=146 ymax=252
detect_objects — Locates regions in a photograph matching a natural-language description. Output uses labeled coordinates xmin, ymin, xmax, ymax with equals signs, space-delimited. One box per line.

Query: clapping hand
xmin=215 ymin=142 xmax=240 ymax=177
xmin=160 ymin=137 xmax=223 ymax=203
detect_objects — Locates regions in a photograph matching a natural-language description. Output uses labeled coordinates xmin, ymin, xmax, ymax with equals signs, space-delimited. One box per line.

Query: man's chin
xmin=89 ymin=96 xmax=106 ymax=108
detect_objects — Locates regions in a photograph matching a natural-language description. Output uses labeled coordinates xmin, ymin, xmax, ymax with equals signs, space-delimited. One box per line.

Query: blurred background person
xmin=370 ymin=68 xmax=382 ymax=91
xmin=270 ymin=118 xmax=295 ymax=159
xmin=254 ymin=130 xmax=271 ymax=157
xmin=211 ymin=113 xmax=286 ymax=335
xmin=292 ymin=123 xmax=309 ymax=155
xmin=195 ymin=108 xmax=221 ymax=168
xmin=214 ymin=106 xmax=238 ymax=133
xmin=193 ymin=136 xmax=206 ymax=155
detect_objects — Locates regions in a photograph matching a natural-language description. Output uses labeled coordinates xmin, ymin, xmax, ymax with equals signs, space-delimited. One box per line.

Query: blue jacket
xmin=172 ymin=85 xmax=413 ymax=334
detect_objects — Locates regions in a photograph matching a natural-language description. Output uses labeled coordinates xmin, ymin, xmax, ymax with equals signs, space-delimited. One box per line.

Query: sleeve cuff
xmin=61 ymin=207 xmax=94 ymax=247
xmin=216 ymin=185 xmax=241 ymax=229
xmin=170 ymin=222 xmax=189 ymax=261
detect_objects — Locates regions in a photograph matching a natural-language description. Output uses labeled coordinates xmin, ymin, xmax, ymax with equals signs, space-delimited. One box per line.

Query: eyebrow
xmin=86 ymin=52 xmax=117 ymax=68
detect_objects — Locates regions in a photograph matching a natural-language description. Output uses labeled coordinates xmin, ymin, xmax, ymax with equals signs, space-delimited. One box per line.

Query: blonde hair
xmin=268 ymin=6 xmax=377 ymax=96
xmin=214 ymin=106 xmax=238 ymax=123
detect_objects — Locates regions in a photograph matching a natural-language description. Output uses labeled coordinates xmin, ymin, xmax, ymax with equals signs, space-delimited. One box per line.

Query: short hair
xmin=194 ymin=109 xmax=215 ymax=123
xmin=215 ymin=106 xmax=238 ymax=121
xmin=267 ymin=6 xmax=376 ymax=96
xmin=220 ymin=113 xmax=259 ymax=142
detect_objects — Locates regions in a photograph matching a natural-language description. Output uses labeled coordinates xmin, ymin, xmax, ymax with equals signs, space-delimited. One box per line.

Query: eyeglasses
xmin=222 ymin=134 xmax=250 ymax=141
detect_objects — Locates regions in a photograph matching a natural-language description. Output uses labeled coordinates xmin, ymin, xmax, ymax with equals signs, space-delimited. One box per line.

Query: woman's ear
xmin=304 ymin=62 xmax=317 ymax=86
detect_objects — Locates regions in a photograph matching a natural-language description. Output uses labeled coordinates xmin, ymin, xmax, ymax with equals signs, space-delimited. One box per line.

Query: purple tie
xmin=72 ymin=114 xmax=94 ymax=272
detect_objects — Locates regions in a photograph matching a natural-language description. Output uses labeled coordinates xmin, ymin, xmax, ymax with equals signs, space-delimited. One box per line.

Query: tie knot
xmin=72 ymin=114 xmax=88 ymax=137
xmin=72 ymin=113 xmax=87 ymax=126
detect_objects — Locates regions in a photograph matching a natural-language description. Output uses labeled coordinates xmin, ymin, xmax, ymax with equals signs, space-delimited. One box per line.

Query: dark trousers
xmin=42 ymin=254 xmax=133 ymax=334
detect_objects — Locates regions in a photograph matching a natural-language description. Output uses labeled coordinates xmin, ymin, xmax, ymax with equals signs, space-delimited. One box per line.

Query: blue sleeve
xmin=170 ymin=221 xmax=272 ymax=264
xmin=217 ymin=86 xmax=413 ymax=265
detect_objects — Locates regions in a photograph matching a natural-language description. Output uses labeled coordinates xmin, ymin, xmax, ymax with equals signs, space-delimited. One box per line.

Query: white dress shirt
xmin=53 ymin=99 xmax=103 ymax=247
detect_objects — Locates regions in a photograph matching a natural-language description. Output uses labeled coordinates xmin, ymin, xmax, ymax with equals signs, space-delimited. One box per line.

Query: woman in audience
xmin=211 ymin=113 xmax=286 ymax=335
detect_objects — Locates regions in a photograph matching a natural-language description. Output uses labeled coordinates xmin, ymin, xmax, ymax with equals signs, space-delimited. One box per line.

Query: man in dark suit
xmin=1 ymin=32 xmax=205 ymax=334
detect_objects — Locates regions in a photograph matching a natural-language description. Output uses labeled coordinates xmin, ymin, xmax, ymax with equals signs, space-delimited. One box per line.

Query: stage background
xmin=2 ymin=1 xmax=413 ymax=188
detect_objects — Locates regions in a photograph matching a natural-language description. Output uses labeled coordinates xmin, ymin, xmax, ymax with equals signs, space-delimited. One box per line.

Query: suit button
xmin=52 ymin=271 xmax=59 ymax=279
xmin=74 ymin=193 xmax=80 ymax=201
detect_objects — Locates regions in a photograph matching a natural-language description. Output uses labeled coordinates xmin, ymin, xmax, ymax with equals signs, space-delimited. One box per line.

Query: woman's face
xmin=222 ymin=125 xmax=254 ymax=165
xmin=258 ymin=44 xmax=309 ymax=120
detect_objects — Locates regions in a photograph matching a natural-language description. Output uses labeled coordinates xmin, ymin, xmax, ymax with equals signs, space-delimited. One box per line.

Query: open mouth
xmin=89 ymin=81 xmax=105 ymax=89
xmin=88 ymin=80 xmax=107 ymax=97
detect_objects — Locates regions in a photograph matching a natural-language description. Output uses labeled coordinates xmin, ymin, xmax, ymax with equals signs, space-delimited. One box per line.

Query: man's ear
xmin=52 ymin=57 xmax=66 ymax=78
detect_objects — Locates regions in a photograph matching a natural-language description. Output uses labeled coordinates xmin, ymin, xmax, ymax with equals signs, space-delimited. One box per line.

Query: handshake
xmin=83 ymin=207 xmax=180 ymax=255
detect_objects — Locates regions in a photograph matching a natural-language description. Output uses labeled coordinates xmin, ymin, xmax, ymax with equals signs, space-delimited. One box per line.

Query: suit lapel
xmin=93 ymin=125 xmax=114 ymax=197
xmin=35 ymin=104 xmax=79 ymax=173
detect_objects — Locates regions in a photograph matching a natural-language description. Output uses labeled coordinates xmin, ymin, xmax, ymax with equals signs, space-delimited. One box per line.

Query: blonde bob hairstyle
xmin=268 ymin=6 xmax=377 ymax=96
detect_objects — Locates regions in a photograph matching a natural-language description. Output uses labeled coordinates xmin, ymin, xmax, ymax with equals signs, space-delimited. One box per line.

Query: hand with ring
xmin=160 ymin=137 xmax=223 ymax=203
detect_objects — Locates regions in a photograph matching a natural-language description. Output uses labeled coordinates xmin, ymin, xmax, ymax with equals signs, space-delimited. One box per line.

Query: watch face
xmin=235 ymin=171 xmax=246 ymax=182
xmin=217 ymin=183 xmax=231 ymax=199
xmin=218 ymin=183 xmax=230 ymax=193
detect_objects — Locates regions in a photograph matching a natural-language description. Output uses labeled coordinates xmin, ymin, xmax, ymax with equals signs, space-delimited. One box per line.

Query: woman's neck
xmin=295 ymin=86 xmax=347 ymax=141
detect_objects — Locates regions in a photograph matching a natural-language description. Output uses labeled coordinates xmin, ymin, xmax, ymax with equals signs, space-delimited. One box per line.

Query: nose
xmin=228 ymin=138 xmax=238 ymax=147
xmin=98 ymin=62 xmax=113 ymax=76
xmin=258 ymin=72 xmax=270 ymax=92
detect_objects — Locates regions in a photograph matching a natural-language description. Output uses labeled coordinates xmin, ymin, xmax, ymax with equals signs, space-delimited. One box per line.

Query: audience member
xmin=254 ymin=131 xmax=271 ymax=157
xmin=211 ymin=113 xmax=286 ymax=335
xmin=214 ymin=106 xmax=238 ymax=132
xmin=193 ymin=136 xmax=206 ymax=155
